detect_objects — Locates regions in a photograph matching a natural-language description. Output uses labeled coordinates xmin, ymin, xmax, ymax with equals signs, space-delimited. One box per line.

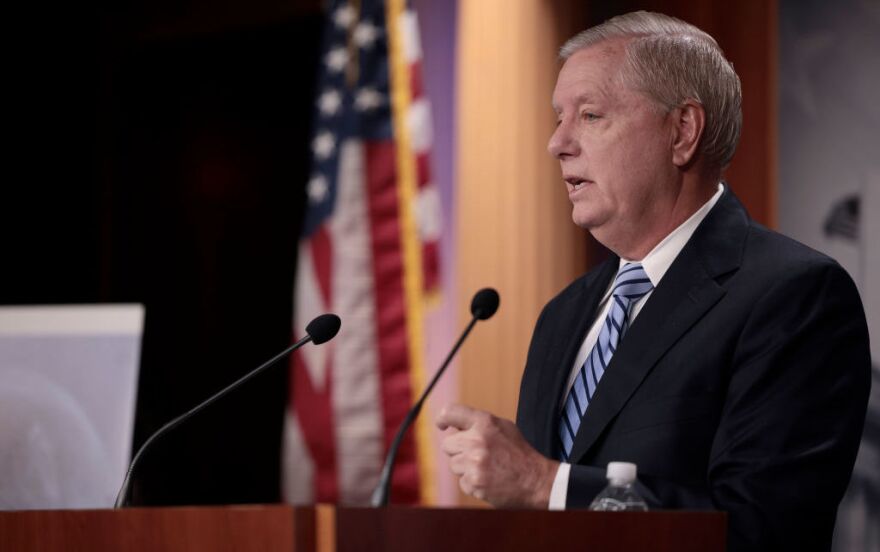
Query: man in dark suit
xmin=436 ymin=11 xmax=871 ymax=552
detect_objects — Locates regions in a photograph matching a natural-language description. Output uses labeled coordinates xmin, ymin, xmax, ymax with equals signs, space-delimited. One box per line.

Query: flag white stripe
xmin=330 ymin=140 xmax=384 ymax=504
xmin=400 ymin=10 xmax=422 ymax=64
xmin=281 ymin=410 xmax=315 ymax=504
xmin=294 ymin=240 xmax=330 ymax=386
xmin=407 ymin=98 xmax=433 ymax=153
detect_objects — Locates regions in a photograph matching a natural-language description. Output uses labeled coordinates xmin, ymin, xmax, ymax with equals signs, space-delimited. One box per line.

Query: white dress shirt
xmin=548 ymin=183 xmax=724 ymax=510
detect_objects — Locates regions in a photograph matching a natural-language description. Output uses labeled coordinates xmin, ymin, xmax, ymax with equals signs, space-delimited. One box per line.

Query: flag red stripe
xmin=310 ymin=225 xmax=333 ymax=305
xmin=291 ymin=344 xmax=339 ymax=501
xmin=421 ymin=241 xmax=440 ymax=293
xmin=290 ymin=225 xmax=339 ymax=502
xmin=365 ymin=140 xmax=420 ymax=503
xmin=416 ymin=153 xmax=431 ymax=189
xmin=410 ymin=60 xmax=424 ymax=100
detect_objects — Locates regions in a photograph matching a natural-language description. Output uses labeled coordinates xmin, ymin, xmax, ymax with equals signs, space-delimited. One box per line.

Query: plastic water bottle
xmin=588 ymin=461 xmax=649 ymax=511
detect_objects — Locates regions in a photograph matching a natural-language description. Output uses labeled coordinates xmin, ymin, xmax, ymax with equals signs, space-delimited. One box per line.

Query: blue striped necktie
xmin=558 ymin=263 xmax=653 ymax=460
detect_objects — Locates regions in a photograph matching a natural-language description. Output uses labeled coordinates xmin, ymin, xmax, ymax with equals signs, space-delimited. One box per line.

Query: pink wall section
xmin=412 ymin=0 xmax=460 ymax=505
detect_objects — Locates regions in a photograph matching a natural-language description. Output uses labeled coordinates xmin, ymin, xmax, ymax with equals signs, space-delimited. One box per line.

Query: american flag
xmin=282 ymin=0 xmax=441 ymax=505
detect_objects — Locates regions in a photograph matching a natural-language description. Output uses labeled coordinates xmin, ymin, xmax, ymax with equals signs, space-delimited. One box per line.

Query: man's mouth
xmin=565 ymin=177 xmax=589 ymax=191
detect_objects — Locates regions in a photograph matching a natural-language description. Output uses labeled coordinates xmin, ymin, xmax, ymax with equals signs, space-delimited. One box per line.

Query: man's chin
xmin=571 ymin=210 xmax=603 ymax=231
xmin=572 ymin=214 xmax=618 ymax=251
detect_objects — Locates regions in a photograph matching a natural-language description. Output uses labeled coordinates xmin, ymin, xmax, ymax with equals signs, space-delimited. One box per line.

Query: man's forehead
xmin=551 ymin=40 xmax=631 ymax=109
xmin=559 ymin=40 xmax=627 ymax=76
xmin=569 ymin=36 xmax=631 ymax=60
xmin=552 ymin=91 xmax=605 ymax=112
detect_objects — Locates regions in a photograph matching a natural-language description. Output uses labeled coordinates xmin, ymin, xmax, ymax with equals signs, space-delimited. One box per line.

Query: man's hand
xmin=436 ymin=403 xmax=559 ymax=509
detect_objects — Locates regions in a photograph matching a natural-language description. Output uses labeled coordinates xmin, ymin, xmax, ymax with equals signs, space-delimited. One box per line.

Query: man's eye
xmin=582 ymin=112 xmax=600 ymax=122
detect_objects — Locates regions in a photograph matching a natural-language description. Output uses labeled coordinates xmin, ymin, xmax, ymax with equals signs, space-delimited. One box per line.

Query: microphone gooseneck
xmin=370 ymin=288 xmax=500 ymax=507
xmin=114 ymin=313 xmax=341 ymax=508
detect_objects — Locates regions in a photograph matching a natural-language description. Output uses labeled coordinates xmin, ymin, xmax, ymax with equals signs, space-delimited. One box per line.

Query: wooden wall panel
xmin=713 ymin=0 xmax=778 ymax=228
xmin=455 ymin=1 xmax=588 ymax=423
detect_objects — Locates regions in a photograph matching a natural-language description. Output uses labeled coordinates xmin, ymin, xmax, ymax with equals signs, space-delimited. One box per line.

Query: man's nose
xmin=547 ymin=120 xmax=577 ymax=159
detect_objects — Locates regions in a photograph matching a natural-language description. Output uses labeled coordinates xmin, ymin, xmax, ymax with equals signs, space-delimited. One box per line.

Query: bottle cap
xmin=606 ymin=461 xmax=637 ymax=483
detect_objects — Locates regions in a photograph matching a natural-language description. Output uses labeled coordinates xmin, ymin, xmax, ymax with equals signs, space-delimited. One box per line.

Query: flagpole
xmin=385 ymin=0 xmax=437 ymax=505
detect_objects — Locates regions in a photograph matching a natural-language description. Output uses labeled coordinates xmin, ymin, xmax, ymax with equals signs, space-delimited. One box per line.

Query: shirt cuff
xmin=548 ymin=462 xmax=571 ymax=510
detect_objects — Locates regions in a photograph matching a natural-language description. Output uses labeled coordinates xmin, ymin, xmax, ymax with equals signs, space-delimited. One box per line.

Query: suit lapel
xmin=532 ymin=258 xmax=618 ymax=457
xmin=567 ymin=187 xmax=749 ymax=462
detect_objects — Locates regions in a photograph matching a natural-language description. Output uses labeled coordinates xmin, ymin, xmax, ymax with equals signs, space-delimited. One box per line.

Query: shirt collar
xmin=618 ymin=182 xmax=725 ymax=288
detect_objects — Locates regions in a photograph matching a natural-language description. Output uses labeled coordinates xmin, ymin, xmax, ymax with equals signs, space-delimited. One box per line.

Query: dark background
xmin=4 ymin=0 xmax=322 ymax=505
xmin=0 ymin=0 xmax=781 ymax=509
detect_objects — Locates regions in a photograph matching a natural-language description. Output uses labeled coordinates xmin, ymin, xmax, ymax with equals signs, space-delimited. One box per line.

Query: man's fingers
xmin=456 ymin=471 xmax=488 ymax=502
xmin=440 ymin=427 xmax=486 ymax=456
xmin=436 ymin=403 xmax=479 ymax=431
xmin=441 ymin=433 xmax=462 ymax=455
xmin=458 ymin=472 xmax=474 ymax=497
xmin=448 ymin=452 xmax=467 ymax=475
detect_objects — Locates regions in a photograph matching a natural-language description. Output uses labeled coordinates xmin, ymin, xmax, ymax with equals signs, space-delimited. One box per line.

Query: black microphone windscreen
xmin=306 ymin=314 xmax=342 ymax=344
xmin=470 ymin=288 xmax=500 ymax=320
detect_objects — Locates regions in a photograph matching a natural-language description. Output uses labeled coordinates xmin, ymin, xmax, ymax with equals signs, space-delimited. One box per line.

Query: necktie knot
xmin=612 ymin=263 xmax=653 ymax=302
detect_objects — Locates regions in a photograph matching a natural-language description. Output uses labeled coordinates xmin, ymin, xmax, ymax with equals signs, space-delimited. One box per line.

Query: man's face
xmin=549 ymin=41 xmax=679 ymax=249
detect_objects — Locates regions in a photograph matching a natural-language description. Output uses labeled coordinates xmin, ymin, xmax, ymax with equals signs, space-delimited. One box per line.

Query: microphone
xmin=114 ymin=313 xmax=341 ymax=508
xmin=370 ymin=288 xmax=500 ymax=507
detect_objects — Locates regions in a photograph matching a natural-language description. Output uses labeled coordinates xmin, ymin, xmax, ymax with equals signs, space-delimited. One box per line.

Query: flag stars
xmin=333 ymin=5 xmax=357 ymax=29
xmin=355 ymin=88 xmax=384 ymax=111
xmin=325 ymin=47 xmax=349 ymax=73
xmin=312 ymin=131 xmax=336 ymax=159
xmin=307 ymin=174 xmax=330 ymax=204
xmin=318 ymin=89 xmax=343 ymax=116
xmin=353 ymin=22 xmax=380 ymax=48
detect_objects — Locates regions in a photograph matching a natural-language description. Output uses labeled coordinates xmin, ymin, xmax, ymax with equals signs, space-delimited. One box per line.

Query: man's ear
xmin=671 ymin=99 xmax=705 ymax=168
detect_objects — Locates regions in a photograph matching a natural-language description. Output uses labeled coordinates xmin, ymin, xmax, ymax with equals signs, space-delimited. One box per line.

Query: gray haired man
xmin=437 ymin=11 xmax=870 ymax=552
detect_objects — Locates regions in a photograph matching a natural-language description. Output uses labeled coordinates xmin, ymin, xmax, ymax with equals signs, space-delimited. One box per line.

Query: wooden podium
xmin=0 ymin=505 xmax=726 ymax=551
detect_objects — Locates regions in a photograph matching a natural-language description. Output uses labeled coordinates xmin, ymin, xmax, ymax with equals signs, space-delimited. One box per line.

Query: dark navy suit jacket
xmin=516 ymin=187 xmax=871 ymax=552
